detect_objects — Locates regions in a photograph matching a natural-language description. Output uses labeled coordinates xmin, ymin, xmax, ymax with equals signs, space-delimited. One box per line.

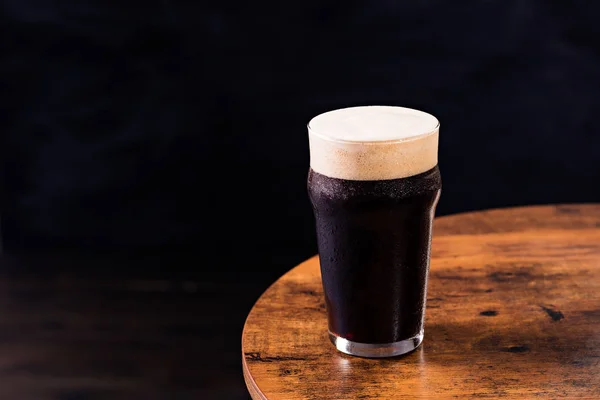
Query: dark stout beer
xmin=308 ymin=167 xmax=441 ymax=343
xmin=307 ymin=106 xmax=441 ymax=357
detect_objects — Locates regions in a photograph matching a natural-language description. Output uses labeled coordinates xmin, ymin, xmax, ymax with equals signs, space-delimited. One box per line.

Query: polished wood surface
xmin=242 ymin=204 xmax=600 ymax=399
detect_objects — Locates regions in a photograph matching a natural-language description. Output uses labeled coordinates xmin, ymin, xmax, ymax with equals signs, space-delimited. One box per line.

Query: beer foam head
xmin=308 ymin=106 xmax=439 ymax=180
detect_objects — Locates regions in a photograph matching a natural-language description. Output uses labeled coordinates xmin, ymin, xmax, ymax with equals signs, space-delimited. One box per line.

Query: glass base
xmin=329 ymin=330 xmax=424 ymax=358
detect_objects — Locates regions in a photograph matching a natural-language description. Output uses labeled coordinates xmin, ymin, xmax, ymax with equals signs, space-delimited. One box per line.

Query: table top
xmin=242 ymin=204 xmax=600 ymax=399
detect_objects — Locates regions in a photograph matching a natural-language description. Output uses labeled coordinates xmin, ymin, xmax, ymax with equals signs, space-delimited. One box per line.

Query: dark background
xmin=2 ymin=0 xmax=600 ymax=397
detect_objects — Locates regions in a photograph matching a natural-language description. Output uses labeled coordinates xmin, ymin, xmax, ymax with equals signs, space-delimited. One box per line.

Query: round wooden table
xmin=242 ymin=204 xmax=600 ymax=399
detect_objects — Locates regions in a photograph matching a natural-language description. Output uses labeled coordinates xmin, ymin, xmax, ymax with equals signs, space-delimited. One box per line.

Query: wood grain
xmin=242 ymin=204 xmax=600 ymax=399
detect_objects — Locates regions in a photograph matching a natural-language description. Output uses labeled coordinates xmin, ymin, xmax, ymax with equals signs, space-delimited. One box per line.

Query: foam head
xmin=308 ymin=106 xmax=439 ymax=180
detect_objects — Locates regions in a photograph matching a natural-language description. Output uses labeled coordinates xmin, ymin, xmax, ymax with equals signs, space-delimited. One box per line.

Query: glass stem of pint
xmin=307 ymin=106 xmax=441 ymax=358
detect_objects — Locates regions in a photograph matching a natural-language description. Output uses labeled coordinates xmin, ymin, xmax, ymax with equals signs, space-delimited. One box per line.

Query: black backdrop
xmin=2 ymin=1 xmax=600 ymax=282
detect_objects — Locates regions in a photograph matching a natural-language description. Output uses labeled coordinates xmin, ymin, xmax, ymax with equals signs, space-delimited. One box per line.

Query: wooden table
xmin=242 ymin=204 xmax=600 ymax=399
